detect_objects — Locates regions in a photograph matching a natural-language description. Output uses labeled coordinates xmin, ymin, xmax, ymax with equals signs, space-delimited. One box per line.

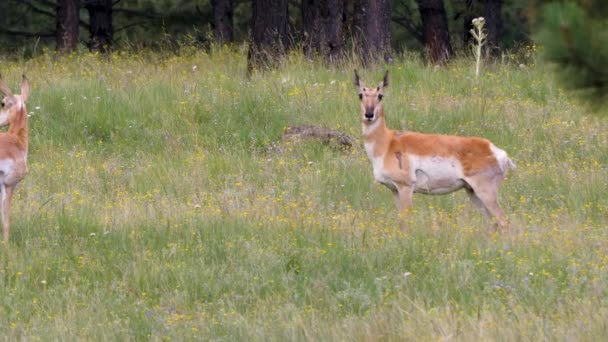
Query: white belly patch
xmin=411 ymin=155 xmax=466 ymax=194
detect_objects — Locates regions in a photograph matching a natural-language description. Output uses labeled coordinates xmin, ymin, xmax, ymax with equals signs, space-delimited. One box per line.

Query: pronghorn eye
xmin=358 ymin=93 xmax=363 ymax=100
xmin=378 ymin=94 xmax=383 ymax=100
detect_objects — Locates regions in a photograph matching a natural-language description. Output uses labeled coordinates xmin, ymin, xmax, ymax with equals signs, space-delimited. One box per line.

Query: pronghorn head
xmin=354 ymin=70 xmax=389 ymax=124
xmin=0 ymin=75 xmax=29 ymax=127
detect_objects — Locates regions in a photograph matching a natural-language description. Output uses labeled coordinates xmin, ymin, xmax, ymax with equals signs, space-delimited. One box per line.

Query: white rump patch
xmin=490 ymin=144 xmax=516 ymax=174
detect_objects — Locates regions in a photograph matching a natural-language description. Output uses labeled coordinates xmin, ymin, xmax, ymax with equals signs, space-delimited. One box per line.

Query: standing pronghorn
xmin=0 ymin=75 xmax=29 ymax=244
xmin=355 ymin=70 xmax=515 ymax=232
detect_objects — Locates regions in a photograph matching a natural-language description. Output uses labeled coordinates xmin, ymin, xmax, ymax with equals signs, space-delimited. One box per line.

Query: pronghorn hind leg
xmin=473 ymin=189 xmax=508 ymax=233
xmin=466 ymin=187 xmax=491 ymax=220
xmin=465 ymin=176 xmax=509 ymax=233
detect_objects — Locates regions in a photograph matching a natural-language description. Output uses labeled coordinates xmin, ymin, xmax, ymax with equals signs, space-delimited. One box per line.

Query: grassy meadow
xmin=0 ymin=46 xmax=606 ymax=340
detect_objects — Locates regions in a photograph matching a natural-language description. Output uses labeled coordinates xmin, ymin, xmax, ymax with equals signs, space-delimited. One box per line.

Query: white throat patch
xmin=362 ymin=119 xmax=381 ymax=136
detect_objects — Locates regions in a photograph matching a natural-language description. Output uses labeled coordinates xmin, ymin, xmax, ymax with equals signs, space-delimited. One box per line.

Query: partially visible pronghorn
xmin=0 ymin=75 xmax=29 ymax=244
xmin=355 ymin=70 xmax=515 ymax=232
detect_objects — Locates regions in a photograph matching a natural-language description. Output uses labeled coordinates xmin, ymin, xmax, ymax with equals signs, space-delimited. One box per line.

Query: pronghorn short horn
xmin=20 ymin=74 xmax=29 ymax=102
xmin=382 ymin=70 xmax=389 ymax=88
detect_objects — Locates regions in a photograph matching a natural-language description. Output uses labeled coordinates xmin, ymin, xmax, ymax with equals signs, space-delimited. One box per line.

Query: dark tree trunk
xmin=247 ymin=0 xmax=289 ymax=73
xmin=56 ymin=0 xmax=79 ymax=52
xmin=483 ymin=0 xmax=503 ymax=55
xmin=352 ymin=0 xmax=392 ymax=65
xmin=85 ymin=0 xmax=113 ymax=53
xmin=212 ymin=0 xmax=234 ymax=44
xmin=302 ymin=0 xmax=345 ymax=63
xmin=417 ymin=0 xmax=452 ymax=64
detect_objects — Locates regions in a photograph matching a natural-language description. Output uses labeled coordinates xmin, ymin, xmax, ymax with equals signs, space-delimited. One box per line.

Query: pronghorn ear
xmin=20 ymin=75 xmax=29 ymax=103
xmin=0 ymin=75 xmax=14 ymax=98
xmin=354 ymin=69 xmax=361 ymax=88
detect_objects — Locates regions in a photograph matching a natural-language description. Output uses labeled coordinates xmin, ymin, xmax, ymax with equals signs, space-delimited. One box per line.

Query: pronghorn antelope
xmin=355 ymin=70 xmax=515 ymax=232
xmin=0 ymin=75 xmax=29 ymax=244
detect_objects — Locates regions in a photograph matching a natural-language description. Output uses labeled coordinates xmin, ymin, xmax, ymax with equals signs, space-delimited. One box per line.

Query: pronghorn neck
xmin=8 ymin=103 xmax=28 ymax=151
xmin=362 ymin=116 xmax=393 ymax=158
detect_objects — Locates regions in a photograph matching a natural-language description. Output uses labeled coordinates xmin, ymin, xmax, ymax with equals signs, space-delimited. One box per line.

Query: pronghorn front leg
xmin=393 ymin=184 xmax=414 ymax=232
xmin=1 ymin=184 xmax=14 ymax=244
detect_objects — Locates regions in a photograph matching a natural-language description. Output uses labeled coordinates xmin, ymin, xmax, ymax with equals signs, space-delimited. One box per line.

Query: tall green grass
xmin=0 ymin=47 xmax=606 ymax=340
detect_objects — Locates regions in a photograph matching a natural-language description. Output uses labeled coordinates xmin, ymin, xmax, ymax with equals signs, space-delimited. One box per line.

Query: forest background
xmin=1 ymin=0 xmax=605 ymax=102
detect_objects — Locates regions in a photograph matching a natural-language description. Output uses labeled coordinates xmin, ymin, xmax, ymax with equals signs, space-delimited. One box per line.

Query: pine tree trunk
xmin=86 ymin=0 xmax=113 ymax=53
xmin=483 ymin=0 xmax=503 ymax=55
xmin=417 ymin=0 xmax=452 ymax=64
xmin=302 ymin=0 xmax=345 ymax=63
xmin=56 ymin=0 xmax=80 ymax=52
xmin=212 ymin=0 xmax=234 ymax=44
xmin=247 ymin=0 xmax=289 ymax=72
xmin=352 ymin=0 xmax=392 ymax=65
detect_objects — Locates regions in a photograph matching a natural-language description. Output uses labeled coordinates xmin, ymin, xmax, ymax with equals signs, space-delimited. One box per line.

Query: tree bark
xmin=302 ymin=0 xmax=345 ymax=63
xmin=417 ymin=0 xmax=452 ymax=64
xmin=483 ymin=0 xmax=503 ymax=55
xmin=247 ymin=0 xmax=289 ymax=73
xmin=352 ymin=0 xmax=392 ymax=65
xmin=85 ymin=0 xmax=113 ymax=53
xmin=212 ymin=0 xmax=234 ymax=44
xmin=56 ymin=0 xmax=80 ymax=52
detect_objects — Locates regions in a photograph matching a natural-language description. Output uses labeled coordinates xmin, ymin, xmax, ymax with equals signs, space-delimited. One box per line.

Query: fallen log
xmin=282 ymin=125 xmax=354 ymax=149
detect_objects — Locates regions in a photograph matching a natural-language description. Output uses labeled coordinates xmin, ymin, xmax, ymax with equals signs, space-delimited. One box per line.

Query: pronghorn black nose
xmin=365 ymin=112 xmax=374 ymax=119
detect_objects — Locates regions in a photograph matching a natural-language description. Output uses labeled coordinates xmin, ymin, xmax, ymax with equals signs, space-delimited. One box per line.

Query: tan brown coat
xmin=355 ymin=70 xmax=515 ymax=232
xmin=0 ymin=76 xmax=30 ymax=244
